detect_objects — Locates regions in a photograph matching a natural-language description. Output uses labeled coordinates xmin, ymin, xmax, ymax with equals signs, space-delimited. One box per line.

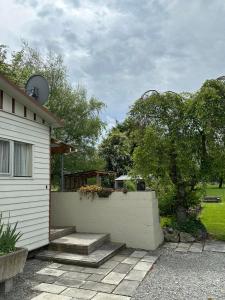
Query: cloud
xmin=1 ymin=0 xmax=225 ymax=122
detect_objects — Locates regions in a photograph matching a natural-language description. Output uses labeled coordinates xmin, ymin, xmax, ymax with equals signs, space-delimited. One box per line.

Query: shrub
xmin=0 ymin=215 xmax=22 ymax=255
xmin=164 ymin=215 xmax=207 ymax=238
xmin=124 ymin=180 xmax=136 ymax=191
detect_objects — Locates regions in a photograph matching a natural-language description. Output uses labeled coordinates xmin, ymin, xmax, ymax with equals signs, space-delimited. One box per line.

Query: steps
xmin=50 ymin=227 xmax=76 ymax=241
xmin=36 ymin=241 xmax=124 ymax=267
xmin=49 ymin=233 xmax=110 ymax=255
xmin=37 ymin=228 xmax=125 ymax=267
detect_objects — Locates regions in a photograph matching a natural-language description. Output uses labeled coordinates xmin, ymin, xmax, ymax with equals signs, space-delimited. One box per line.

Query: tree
xmin=0 ymin=43 xmax=105 ymax=181
xmin=99 ymin=128 xmax=132 ymax=176
xmin=130 ymin=81 xmax=225 ymax=222
xmin=130 ymin=92 xmax=201 ymax=221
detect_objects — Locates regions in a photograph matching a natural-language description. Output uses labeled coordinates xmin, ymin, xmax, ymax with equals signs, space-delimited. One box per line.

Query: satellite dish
xmin=25 ymin=75 xmax=49 ymax=105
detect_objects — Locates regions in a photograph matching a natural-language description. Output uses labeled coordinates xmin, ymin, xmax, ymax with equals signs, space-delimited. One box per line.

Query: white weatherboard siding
xmin=0 ymin=109 xmax=50 ymax=251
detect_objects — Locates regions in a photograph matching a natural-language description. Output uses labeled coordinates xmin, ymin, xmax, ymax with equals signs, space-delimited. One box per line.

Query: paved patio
xmin=30 ymin=248 xmax=159 ymax=300
xmin=2 ymin=241 xmax=225 ymax=300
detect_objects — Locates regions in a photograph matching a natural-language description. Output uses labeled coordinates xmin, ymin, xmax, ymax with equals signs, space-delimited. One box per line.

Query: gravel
xmin=2 ymin=248 xmax=225 ymax=300
xmin=132 ymin=248 xmax=225 ymax=300
xmin=0 ymin=259 xmax=50 ymax=300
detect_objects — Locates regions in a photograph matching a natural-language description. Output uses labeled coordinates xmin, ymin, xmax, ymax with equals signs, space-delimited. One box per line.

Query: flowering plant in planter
xmin=79 ymin=185 xmax=113 ymax=198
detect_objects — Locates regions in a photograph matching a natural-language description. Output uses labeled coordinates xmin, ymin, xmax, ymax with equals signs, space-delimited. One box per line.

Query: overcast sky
xmin=1 ymin=0 xmax=225 ymax=126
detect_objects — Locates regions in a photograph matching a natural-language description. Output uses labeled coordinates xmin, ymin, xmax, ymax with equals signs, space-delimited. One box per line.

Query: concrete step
xmin=50 ymin=226 xmax=76 ymax=241
xmin=49 ymin=233 xmax=110 ymax=255
xmin=36 ymin=242 xmax=125 ymax=267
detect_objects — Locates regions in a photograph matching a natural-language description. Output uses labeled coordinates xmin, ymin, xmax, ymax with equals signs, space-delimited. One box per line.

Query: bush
xmin=0 ymin=215 xmax=22 ymax=255
xmin=163 ymin=215 xmax=207 ymax=238
xmin=124 ymin=180 xmax=136 ymax=191
xmin=158 ymin=184 xmax=177 ymax=216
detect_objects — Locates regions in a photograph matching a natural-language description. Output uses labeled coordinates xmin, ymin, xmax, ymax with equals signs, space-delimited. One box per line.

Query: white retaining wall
xmin=51 ymin=191 xmax=163 ymax=250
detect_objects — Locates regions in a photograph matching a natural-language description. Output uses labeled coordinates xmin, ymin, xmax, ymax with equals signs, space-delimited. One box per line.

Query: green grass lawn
xmin=199 ymin=184 xmax=225 ymax=240
xmin=161 ymin=184 xmax=225 ymax=240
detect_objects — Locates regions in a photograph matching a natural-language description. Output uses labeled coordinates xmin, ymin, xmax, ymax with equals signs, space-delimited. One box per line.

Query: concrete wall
xmin=51 ymin=191 xmax=164 ymax=250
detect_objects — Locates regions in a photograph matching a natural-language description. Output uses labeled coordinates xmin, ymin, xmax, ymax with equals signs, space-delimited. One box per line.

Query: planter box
xmin=0 ymin=248 xmax=28 ymax=283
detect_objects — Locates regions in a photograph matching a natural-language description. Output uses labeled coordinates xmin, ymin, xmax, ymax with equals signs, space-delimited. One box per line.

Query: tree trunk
xmin=176 ymin=205 xmax=188 ymax=223
xmin=219 ymin=177 xmax=223 ymax=189
xmin=176 ymin=183 xmax=188 ymax=223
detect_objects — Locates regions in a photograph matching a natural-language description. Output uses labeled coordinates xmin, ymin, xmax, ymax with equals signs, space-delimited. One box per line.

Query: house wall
xmin=0 ymin=90 xmax=50 ymax=251
xmin=51 ymin=191 xmax=164 ymax=250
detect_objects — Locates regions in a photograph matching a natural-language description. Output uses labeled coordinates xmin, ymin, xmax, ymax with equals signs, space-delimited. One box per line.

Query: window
xmin=14 ymin=142 xmax=32 ymax=177
xmin=0 ymin=90 xmax=3 ymax=109
xmin=12 ymin=98 xmax=15 ymax=113
xmin=34 ymin=113 xmax=36 ymax=121
xmin=0 ymin=139 xmax=10 ymax=175
xmin=0 ymin=139 xmax=32 ymax=177
xmin=24 ymin=106 xmax=27 ymax=118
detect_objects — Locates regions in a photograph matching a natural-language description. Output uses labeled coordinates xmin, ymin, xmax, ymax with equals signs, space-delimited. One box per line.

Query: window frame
xmin=0 ymin=137 xmax=33 ymax=178
xmin=0 ymin=138 xmax=12 ymax=176
xmin=13 ymin=141 xmax=33 ymax=178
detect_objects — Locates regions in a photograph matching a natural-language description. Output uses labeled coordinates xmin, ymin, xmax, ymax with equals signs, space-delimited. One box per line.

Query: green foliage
xmin=162 ymin=215 xmax=206 ymax=237
xmin=130 ymin=83 xmax=225 ymax=221
xmin=0 ymin=43 xmax=106 ymax=181
xmin=0 ymin=215 xmax=22 ymax=255
xmin=99 ymin=128 xmax=132 ymax=176
xmin=124 ymin=180 xmax=136 ymax=191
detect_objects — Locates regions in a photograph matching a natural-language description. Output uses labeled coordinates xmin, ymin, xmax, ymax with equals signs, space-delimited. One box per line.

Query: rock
xmin=196 ymin=228 xmax=208 ymax=240
xmin=163 ymin=227 xmax=180 ymax=242
xmin=180 ymin=232 xmax=195 ymax=243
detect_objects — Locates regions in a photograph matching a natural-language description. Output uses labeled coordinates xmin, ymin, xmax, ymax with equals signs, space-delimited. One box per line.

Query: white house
xmin=0 ymin=74 xmax=62 ymax=251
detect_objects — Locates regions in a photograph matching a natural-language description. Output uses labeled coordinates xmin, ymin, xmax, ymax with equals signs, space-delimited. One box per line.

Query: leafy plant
xmin=79 ymin=185 xmax=113 ymax=198
xmin=0 ymin=215 xmax=22 ymax=255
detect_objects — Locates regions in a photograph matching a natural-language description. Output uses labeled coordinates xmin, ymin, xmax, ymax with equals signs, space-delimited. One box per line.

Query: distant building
xmin=114 ymin=175 xmax=146 ymax=191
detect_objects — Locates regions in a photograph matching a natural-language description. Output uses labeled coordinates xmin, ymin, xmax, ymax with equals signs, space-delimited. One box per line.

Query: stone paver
xmin=113 ymin=263 xmax=132 ymax=274
xmin=102 ymin=272 xmax=126 ymax=285
xmin=33 ymin=274 xmax=57 ymax=284
xmin=134 ymin=261 xmax=153 ymax=271
xmin=204 ymin=240 xmax=225 ymax=253
xmin=113 ymin=279 xmax=140 ymax=296
xmin=100 ymin=260 xmax=120 ymax=269
xmin=130 ymin=250 xmax=147 ymax=258
xmin=141 ymin=255 xmax=158 ymax=263
xmin=61 ymin=271 xmax=90 ymax=280
xmin=48 ymin=263 xmax=62 ymax=269
xmin=31 ymin=292 xmax=72 ymax=300
xmin=92 ymin=292 xmax=131 ymax=300
xmin=111 ymin=255 xmax=126 ymax=262
xmin=189 ymin=242 xmax=203 ymax=253
xmin=175 ymin=242 xmax=191 ymax=252
xmin=62 ymin=287 xmax=97 ymax=299
xmin=81 ymin=267 xmax=110 ymax=275
xmin=122 ymin=257 xmax=140 ymax=265
xmin=59 ymin=264 xmax=84 ymax=272
xmin=33 ymin=283 xmax=67 ymax=294
xmin=125 ymin=269 xmax=148 ymax=281
xmin=36 ymin=268 xmax=66 ymax=277
xmin=81 ymin=281 xmax=116 ymax=293
xmin=54 ymin=277 xmax=84 ymax=288
xmin=88 ymin=274 xmax=105 ymax=282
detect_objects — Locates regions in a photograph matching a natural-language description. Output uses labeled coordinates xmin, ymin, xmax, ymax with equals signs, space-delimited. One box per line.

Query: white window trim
xmin=0 ymin=138 xmax=12 ymax=176
xmin=0 ymin=137 xmax=33 ymax=178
